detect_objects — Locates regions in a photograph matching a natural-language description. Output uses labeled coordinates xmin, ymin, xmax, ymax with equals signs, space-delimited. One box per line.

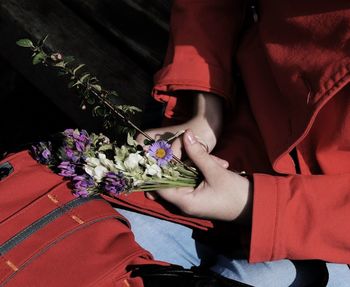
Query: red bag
xmin=0 ymin=151 xmax=168 ymax=287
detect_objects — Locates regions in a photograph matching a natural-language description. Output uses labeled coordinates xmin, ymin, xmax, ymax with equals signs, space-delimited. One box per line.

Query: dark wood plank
xmin=0 ymin=0 xmax=167 ymax=131
xmin=0 ymin=58 xmax=75 ymax=155
xmin=59 ymin=0 xmax=171 ymax=72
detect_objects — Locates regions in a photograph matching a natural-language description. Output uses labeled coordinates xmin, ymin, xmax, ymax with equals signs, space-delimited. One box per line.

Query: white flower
xmin=85 ymin=157 xmax=100 ymax=167
xmin=94 ymin=165 xmax=108 ymax=181
xmin=124 ymin=153 xmax=144 ymax=170
xmin=98 ymin=153 xmax=115 ymax=170
xmin=145 ymin=153 xmax=157 ymax=164
xmin=133 ymin=179 xmax=144 ymax=187
xmin=84 ymin=155 xmax=109 ymax=182
xmin=145 ymin=163 xmax=162 ymax=178
xmin=114 ymin=146 xmax=129 ymax=161
xmin=84 ymin=164 xmax=108 ymax=182
xmin=114 ymin=159 xmax=126 ymax=171
xmin=84 ymin=165 xmax=95 ymax=177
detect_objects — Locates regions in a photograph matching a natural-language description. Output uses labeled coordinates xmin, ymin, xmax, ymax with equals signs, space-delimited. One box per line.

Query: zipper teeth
xmin=0 ymin=194 xmax=102 ymax=255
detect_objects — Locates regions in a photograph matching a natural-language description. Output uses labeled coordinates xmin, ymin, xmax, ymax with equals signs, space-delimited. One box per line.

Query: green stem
xmin=142 ymin=179 xmax=196 ymax=185
xmin=137 ymin=182 xmax=196 ymax=189
xmin=130 ymin=185 xmax=195 ymax=192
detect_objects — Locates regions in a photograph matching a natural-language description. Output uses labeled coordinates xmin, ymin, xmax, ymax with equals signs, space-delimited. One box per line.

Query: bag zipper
xmin=0 ymin=194 xmax=102 ymax=255
xmin=1 ymin=214 xmax=131 ymax=286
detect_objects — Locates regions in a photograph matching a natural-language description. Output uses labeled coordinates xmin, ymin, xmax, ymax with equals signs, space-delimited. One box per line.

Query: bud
xmin=50 ymin=53 xmax=63 ymax=62
xmin=81 ymin=105 xmax=87 ymax=110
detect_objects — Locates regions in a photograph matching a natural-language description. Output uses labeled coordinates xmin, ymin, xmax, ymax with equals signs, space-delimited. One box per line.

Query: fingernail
xmin=186 ymin=130 xmax=197 ymax=144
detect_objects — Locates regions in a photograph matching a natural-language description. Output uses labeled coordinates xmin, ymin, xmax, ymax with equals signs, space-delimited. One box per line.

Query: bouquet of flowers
xmin=32 ymin=129 xmax=198 ymax=198
xmin=17 ymin=36 xmax=199 ymax=198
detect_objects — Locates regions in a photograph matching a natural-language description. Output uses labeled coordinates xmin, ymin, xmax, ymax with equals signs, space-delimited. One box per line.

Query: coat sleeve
xmin=250 ymin=173 xmax=350 ymax=264
xmin=153 ymin=0 xmax=246 ymax=119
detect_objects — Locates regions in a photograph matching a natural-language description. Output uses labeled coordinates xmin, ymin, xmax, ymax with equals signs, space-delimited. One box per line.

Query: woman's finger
xmin=210 ymin=155 xmax=229 ymax=168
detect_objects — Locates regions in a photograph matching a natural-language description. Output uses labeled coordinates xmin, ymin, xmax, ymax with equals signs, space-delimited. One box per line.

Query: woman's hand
xmin=137 ymin=92 xmax=224 ymax=158
xmin=151 ymin=129 xmax=253 ymax=223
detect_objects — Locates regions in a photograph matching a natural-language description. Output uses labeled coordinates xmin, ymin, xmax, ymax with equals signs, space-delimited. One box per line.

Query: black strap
xmin=131 ymin=265 xmax=253 ymax=287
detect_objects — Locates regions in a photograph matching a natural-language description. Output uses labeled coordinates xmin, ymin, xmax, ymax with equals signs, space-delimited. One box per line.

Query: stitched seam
xmin=155 ymin=79 xmax=229 ymax=92
xmin=271 ymin=176 xmax=279 ymax=260
xmin=273 ymin=69 xmax=350 ymax=173
xmin=0 ymin=255 xmax=17 ymax=272
xmin=0 ymin=182 xmax=64 ymax=225
xmin=0 ymin=216 xmax=137 ymax=287
xmin=49 ymin=194 xmax=85 ymax=225
xmin=5 ymin=211 xmax=117 ymax=269
xmin=315 ymin=69 xmax=350 ymax=99
xmin=0 ymin=196 xmax=100 ymax=255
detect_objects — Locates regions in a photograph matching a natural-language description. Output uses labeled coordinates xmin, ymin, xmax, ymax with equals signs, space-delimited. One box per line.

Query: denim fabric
xmin=117 ymin=208 xmax=350 ymax=287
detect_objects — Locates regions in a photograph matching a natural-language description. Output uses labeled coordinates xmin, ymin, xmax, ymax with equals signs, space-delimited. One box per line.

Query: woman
xmin=118 ymin=1 xmax=350 ymax=285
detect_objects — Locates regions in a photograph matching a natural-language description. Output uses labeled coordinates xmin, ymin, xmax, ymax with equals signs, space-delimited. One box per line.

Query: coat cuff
xmin=249 ymin=173 xmax=278 ymax=263
xmin=152 ymin=60 xmax=233 ymax=119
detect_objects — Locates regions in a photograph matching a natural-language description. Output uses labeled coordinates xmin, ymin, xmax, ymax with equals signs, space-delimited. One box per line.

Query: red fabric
xmin=105 ymin=193 xmax=213 ymax=230
xmin=152 ymin=0 xmax=245 ymax=118
xmin=147 ymin=0 xmax=350 ymax=264
xmin=0 ymin=151 xmax=168 ymax=286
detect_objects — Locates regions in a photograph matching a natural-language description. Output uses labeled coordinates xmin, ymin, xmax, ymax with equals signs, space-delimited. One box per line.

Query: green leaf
xmin=89 ymin=77 xmax=98 ymax=84
xmin=37 ymin=35 xmax=49 ymax=47
xmin=16 ymin=39 xmax=34 ymax=48
xmin=71 ymin=81 xmax=80 ymax=88
xmin=144 ymin=139 xmax=155 ymax=145
xmin=127 ymin=133 xmax=138 ymax=146
xmin=53 ymin=61 xmax=66 ymax=68
xmin=87 ymin=97 xmax=95 ymax=105
xmin=98 ymin=144 xmax=113 ymax=151
xmin=130 ymin=106 xmax=142 ymax=113
xmin=80 ymin=73 xmax=90 ymax=83
xmin=110 ymin=91 xmax=119 ymax=97
xmin=32 ymin=52 xmax=46 ymax=65
xmin=91 ymin=84 xmax=102 ymax=92
xmin=73 ymin=64 xmax=85 ymax=75
xmin=68 ymin=81 xmax=75 ymax=88
xmin=93 ymin=106 xmax=104 ymax=117
xmin=129 ymin=128 xmax=136 ymax=137
xmin=118 ymin=105 xmax=142 ymax=114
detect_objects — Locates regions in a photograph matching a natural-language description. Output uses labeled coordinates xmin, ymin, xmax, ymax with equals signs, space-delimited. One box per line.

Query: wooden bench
xmin=0 ymin=0 xmax=171 ymax=153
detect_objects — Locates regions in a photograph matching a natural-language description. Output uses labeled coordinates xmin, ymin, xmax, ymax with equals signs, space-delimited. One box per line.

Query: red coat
xmin=150 ymin=0 xmax=350 ymax=264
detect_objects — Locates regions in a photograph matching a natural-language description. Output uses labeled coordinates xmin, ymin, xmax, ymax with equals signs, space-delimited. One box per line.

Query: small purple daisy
xmin=148 ymin=140 xmax=173 ymax=166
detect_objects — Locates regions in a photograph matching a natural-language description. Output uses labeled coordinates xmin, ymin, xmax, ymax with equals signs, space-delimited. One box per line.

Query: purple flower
xmin=42 ymin=149 xmax=51 ymax=159
xmin=148 ymin=140 xmax=173 ymax=166
xmin=102 ymin=172 xmax=127 ymax=197
xmin=64 ymin=147 xmax=79 ymax=162
xmin=75 ymin=141 xmax=85 ymax=152
xmin=63 ymin=129 xmax=74 ymax=137
xmin=58 ymin=161 xmax=77 ymax=177
xmin=31 ymin=142 xmax=53 ymax=164
xmin=63 ymin=129 xmax=91 ymax=153
xmin=74 ymin=129 xmax=89 ymax=142
xmin=72 ymin=175 xmax=95 ymax=198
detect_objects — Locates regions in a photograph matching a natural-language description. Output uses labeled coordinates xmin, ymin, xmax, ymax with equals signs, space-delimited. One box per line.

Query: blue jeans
xmin=117 ymin=208 xmax=350 ymax=287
